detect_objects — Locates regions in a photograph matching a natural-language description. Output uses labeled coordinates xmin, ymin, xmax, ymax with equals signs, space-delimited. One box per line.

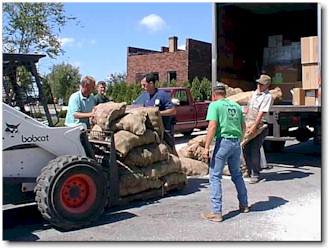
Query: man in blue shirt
xmin=65 ymin=76 xmax=96 ymax=129
xmin=140 ymin=73 xmax=177 ymax=153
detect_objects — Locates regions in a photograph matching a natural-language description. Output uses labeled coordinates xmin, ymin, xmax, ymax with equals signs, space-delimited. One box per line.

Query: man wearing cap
xmin=201 ymin=82 xmax=248 ymax=222
xmin=243 ymin=74 xmax=274 ymax=184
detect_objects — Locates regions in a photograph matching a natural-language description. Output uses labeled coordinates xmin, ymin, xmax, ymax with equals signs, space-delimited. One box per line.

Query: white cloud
xmin=59 ymin=37 xmax=74 ymax=47
xmin=178 ymin=44 xmax=186 ymax=50
xmin=139 ymin=14 xmax=166 ymax=33
xmin=58 ymin=38 xmax=96 ymax=48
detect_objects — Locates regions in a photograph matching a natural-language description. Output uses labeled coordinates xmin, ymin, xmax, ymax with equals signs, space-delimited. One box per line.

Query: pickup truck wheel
xmin=182 ymin=130 xmax=193 ymax=136
xmin=34 ymin=155 xmax=108 ymax=231
xmin=263 ymin=141 xmax=285 ymax=153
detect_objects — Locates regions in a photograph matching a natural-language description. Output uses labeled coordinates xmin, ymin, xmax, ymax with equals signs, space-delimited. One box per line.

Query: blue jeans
xmin=243 ymin=127 xmax=269 ymax=177
xmin=209 ymin=138 xmax=248 ymax=213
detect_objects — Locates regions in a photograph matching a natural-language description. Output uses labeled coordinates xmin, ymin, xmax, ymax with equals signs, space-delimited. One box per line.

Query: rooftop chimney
xmin=169 ymin=36 xmax=178 ymax=52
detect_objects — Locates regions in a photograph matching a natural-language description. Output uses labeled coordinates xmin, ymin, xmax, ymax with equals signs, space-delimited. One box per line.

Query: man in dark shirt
xmin=140 ymin=73 xmax=177 ymax=154
xmin=94 ymin=81 xmax=110 ymax=105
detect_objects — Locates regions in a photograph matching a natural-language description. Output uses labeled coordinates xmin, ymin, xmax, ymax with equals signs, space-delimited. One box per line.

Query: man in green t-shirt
xmin=94 ymin=81 xmax=110 ymax=105
xmin=201 ymin=82 xmax=248 ymax=222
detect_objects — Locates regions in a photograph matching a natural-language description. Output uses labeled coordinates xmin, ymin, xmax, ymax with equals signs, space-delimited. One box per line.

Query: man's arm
xmin=203 ymin=120 xmax=217 ymax=160
xmin=241 ymin=120 xmax=246 ymax=138
xmin=160 ymin=106 xmax=176 ymax=116
xmin=73 ymin=109 xmax=96 ymax=119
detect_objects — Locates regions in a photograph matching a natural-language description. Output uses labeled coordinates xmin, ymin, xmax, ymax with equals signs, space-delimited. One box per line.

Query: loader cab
xmin=2 ymin=53 xmax=59 ymax=126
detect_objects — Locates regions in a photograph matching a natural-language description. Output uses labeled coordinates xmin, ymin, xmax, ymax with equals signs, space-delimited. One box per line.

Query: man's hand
xmin=246 ymin=124 xmax=257 ymax=135
xmin=202 ymin=147 xmax=210 ymax=162
xmin=90 ymin=106 xmax=97 ymax=117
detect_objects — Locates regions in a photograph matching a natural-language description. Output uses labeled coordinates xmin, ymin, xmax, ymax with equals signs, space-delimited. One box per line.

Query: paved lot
xmin=2 ymin=133 xmax=322 ymax=243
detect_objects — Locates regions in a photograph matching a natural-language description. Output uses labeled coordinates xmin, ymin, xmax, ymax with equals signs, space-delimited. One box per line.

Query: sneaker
xmin=249 ymin=177 xmax=260 ymax=184
xmin=239 ymin=205 xmax=249 ymax=213
xmin=201 ymin=211 xmax=223 ymax=222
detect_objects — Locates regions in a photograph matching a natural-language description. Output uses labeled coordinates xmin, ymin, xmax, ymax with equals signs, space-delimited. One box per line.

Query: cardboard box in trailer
xmin=212 ymin=2 xmax=321 ymax=151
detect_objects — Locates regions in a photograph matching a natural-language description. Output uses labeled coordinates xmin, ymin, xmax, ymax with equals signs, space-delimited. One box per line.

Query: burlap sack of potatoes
xmin=91 ymin=102 xmax=126 ymax=130
xmin=89 ymin=124 xmax=106 ymax=141
xmin=119 ymin=170 xmax=163 ymax=197
xmin=226 ymin=86 xmax=243 ymax=97
xmin=178 ymin=143 xmax=207 ymax=163
xmin=241 ymin=122 xmax=268 ymax=147
xmin=188 ymin=143 xmax=208 ymax=162
xmin=227 ymin=91 xmax=254 ymax=105
xmin=270 ymin=87 xmax=283 ymax=104
xmin=162 ymin=172 xmax=188 ymax=189
xmin=133 ymin=154 xmax=182 ymax=179
xmin=109 ymin=111 xmax=147 ymax=135
xmin=228 ymin=88 xmax=282 ymax=106
xmin=122 ymin=143 xmax=170 ymax=167
xmin=179 ymin=157 xmax=209 ymax=176
xmin=187 ymin=134 xmax=207 ymax=147
xmin=177 ymin=145 xmax=193 ymax=159
xmin=114 ymin=129 xmax=160 ymax=157
xmin=126 ymin=107 xmax=164 ymax=141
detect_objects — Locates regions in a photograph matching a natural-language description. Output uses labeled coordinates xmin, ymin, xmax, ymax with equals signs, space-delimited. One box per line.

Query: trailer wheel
xmin=295 ymin=128 xmax=313 ymax=143
xmin=263 ymin=141 xmax=285 ymax=153
xmin=34 ymin=155 xmax=108 ymax=231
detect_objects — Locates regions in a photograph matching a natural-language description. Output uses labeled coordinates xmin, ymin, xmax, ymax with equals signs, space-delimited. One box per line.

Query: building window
xmin=135 ymin=73 xmax=144 ymax=83
xmin=167 ymin=71 xmax=177 ymax=85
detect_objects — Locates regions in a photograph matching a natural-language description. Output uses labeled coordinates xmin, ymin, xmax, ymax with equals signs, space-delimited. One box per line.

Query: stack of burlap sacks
xmin=90 ymin=103 xmax=187 ymax=200
xmin=178 ymin=85 xmax=283 ymax=177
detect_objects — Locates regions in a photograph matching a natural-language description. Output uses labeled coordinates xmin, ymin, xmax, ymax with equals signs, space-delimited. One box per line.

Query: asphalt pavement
xmin=2 ymin=133 xmax=322 ymax=243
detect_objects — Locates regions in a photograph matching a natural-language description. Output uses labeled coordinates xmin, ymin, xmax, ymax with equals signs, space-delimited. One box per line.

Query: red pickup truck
xmin=131 ymin=87 xmax=210 ymax=135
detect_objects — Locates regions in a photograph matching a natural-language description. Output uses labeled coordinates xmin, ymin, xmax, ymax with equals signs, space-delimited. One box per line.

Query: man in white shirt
xmin=243 ymin=74 xmax=273 ymax=184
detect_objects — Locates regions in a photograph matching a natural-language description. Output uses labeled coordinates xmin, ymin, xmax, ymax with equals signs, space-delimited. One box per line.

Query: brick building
xmin=126 ymin=36 xmax=211 ymax=85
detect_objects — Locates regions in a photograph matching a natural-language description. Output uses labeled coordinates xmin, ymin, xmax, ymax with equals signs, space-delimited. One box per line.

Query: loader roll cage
xmin=2 ymin=53 xmax=59 ymax=126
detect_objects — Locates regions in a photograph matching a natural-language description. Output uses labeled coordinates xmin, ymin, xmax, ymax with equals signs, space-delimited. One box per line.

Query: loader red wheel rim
xmin=59 ymin=174 xmax=97 ymax=214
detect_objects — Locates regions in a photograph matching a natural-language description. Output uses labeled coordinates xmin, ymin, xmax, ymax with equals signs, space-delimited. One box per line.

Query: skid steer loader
xmin=2 ymin=53 xmax=121 ymax=230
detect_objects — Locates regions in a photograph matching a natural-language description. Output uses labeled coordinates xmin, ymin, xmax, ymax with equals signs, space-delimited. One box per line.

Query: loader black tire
xmin=34 ymin=155 xmax=108 ymax=231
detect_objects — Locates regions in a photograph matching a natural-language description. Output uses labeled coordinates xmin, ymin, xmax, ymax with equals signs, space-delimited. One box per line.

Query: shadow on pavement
xmin=105 ymin=177 xmax=209 ymax=214
xmin=223 ymin=196 xmax=288 ymax=220
xmin=90 ymin=210 xmax=138 ymax=228
xmin=261 ymin=169 xmax=313 ymax=182
xmin=249 ymin=196 xmax=289 ymax=212
xmin=2 ymin=204 xmax=44 ymax=241
xmin=266 ymin=140 xmax=321 ymax=168
xmin=170 ymin=177 xmax=209 ymax=196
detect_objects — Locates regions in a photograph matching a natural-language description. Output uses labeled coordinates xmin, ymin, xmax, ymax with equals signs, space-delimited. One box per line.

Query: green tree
xmin=107 ymin=72 xmax=127 ymax=85
xmin=46 ymin=63 xmax=81 ymax=101
xmin=200 ymin=77 xmax=212 ymax=101
xmin=190 ymin=77 xmax=202 ymax=102
xmin=2 ymin=2 xmax=79 ymax=58
xmin=40 ymin=75 xmax=55 ymax=104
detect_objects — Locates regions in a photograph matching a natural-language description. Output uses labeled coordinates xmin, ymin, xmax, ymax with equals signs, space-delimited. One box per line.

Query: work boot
xmin=249 ymin=176 xmax=260 ymax=184
xmin=201 ymin=211 xmax=223 ymax=222
xmin=239 ymin=205 xmax=249 ymax=213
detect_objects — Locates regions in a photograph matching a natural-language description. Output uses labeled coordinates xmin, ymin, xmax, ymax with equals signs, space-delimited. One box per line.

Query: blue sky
xmin=37 ymin=2 xmax=213 ymax=82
